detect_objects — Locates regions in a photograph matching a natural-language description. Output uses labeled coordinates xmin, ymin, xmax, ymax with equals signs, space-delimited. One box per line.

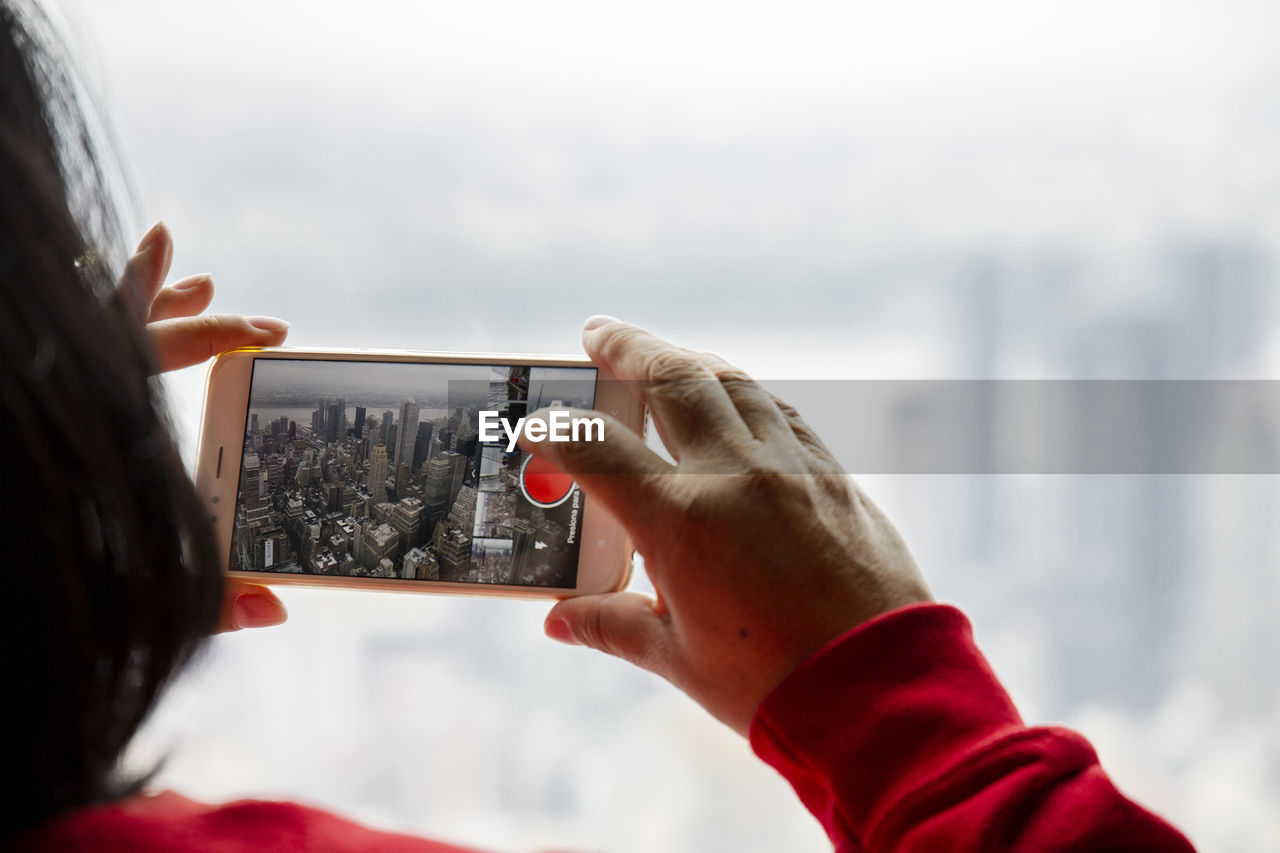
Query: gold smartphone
xmin=194 ymin=348 xmax=642 ymax=598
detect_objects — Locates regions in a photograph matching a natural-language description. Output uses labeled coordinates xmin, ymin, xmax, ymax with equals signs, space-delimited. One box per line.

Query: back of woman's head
xmin=0 ymin=1 xmax=223 ymax=840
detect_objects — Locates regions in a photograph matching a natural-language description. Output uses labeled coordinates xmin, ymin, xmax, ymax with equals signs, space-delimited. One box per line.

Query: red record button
xmin=520 ymin=454 xmax=576 ymax=508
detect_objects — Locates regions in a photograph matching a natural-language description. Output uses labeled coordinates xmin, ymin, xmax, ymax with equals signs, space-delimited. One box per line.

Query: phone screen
xmin=230 ymin=358 xmax=597 ymax=588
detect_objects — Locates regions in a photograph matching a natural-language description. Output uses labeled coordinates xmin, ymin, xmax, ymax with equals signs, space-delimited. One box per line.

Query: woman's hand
xmin=533 ymin=317 xmax=933 ymax=736
xmin=117 ymin=221 xmax=290 ymax=633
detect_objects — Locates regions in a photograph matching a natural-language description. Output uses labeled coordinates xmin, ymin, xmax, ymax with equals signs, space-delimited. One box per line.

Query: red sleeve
xmin=749 ymin=603 xmax=1196 ymax=852
xmin=18 ymin=791 xmax=490 ymax=853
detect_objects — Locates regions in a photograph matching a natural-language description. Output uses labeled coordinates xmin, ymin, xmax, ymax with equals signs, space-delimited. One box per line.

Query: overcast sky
xmin=60 ymin=0 xmax=1280 ymax=364
xmin=247 ymin=359 xmax=595 ymax=411
xmin=250 ymin=359 xmax=497 ymax=404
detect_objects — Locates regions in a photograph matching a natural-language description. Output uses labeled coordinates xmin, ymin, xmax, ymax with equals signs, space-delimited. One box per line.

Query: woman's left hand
xmin=117 ymin=220 xmax=290 ymax=633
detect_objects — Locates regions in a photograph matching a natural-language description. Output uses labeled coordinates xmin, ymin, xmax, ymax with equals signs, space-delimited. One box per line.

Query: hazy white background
xmin=51 ymin=1 xmax=1280 ymax=850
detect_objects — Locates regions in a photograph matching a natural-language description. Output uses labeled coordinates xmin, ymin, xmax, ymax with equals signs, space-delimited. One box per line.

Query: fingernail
xmin=583 ymin=315 xmax=617 ymax=333
xmin=247 ymin=315 xmax=290 ymax=333
xmin=173 ymin=274 xmax=211 ymax=291
xmin=545 ymin=618 xmax=580 ymax=645
xmin=135 ymin=220 xmax=167 ymax=256
xmin=233 ymin=593 xmax=287 ymax=629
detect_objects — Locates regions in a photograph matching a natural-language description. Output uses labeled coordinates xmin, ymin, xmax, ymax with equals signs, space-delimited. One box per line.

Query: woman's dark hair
xmin=0 ymin=1 xmax=224 ymax=841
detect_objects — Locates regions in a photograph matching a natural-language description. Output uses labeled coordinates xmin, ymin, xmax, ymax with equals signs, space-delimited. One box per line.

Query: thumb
xmin=545 ymin=591 xmax=673 ymax=676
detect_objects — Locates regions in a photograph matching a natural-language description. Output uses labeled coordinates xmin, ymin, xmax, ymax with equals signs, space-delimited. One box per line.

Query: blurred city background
xmin=57 ymin=0 xmax=1280 ymax=850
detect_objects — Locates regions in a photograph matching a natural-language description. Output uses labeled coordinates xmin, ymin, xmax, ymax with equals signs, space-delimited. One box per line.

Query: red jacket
xmin=20 ymin=604 xmax=1193 ymax=851
xmin=750 ymin=603 xmax=1193 ymax=851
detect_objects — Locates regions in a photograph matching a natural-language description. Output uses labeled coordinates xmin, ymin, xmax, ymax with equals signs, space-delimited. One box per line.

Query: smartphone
xmin=194 ymin=347 xmax=643 ymax=598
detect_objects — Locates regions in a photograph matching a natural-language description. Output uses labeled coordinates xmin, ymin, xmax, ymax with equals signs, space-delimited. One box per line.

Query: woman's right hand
xmin=531 ymin=317 xmax=933 ymax=737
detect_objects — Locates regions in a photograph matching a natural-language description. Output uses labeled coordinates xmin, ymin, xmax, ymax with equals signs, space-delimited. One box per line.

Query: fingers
xmin=116 ymin=223 xmax=291 ymax=374
xmin=147 ymin=274 xmax=214 ymax=322
xmin=216 ymin=581 xmax=288 ymax=633
xmin=581 ymin=316 xmax=753 ymax=459
xmin=117 ymin=221 xmax=174 ymax=323
xmin=545 ymin=591 xmax=673 ymax=675
xmin=698 ymin=351 xmax=799 ymax=450
xmin=518 ymin=408 xmax=672 ymax=533
xmin=767 ymin=390 xmax=842 ymax=468
xmin=148 ymin=314 xmax=290 ymax=374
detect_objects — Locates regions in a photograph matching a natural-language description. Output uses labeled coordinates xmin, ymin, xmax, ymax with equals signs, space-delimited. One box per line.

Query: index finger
xmin=147 ymin=314 xmax=289 ymax=374
xmin=582 ymin=317 xmax=753 ymax=460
